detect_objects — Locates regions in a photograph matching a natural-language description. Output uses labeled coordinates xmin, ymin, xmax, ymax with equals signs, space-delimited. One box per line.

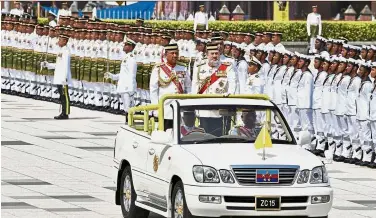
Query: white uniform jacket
xmin=46 ymin=46 xmax=72 ymax=85
xmin=112 ymin=53 xmax=137 ymax=93
xmin=297 ymin=70 xmax=314 ymax=109
xmin=312 ymin=70 xmax=328 ymax=109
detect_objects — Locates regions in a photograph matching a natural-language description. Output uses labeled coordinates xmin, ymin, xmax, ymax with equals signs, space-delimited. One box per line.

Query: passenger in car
xmin=180 ymin=110 xmax=205 ymax=136
xmin=229 ymin=110 xmax=257 ymax=138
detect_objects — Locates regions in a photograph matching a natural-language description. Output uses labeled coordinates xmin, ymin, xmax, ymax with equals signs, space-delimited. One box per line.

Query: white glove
xmin=104 ymin=72 xmax=112 ymax=79
xmin=61 ymin=80 xmax=67 ymax=86
xmin=40 ymin=61 xmax=48 ymax=68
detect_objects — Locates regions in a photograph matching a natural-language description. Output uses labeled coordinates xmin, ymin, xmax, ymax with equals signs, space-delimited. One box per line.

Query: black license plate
xmin=255 ymin=196 xmax=281 ymax=211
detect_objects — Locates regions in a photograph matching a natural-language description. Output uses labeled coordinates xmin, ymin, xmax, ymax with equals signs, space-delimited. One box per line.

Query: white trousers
xmin=121 ymin=92 xmax=135 ymax=113
xmin=358 ymin=120 xmax=372 ymax=161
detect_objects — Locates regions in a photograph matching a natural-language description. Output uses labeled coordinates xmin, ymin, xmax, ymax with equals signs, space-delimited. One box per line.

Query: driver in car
xmin=229 ymin=110 xmax=257 ymax=138
xmin=181 ymin=110 xmax=205 ymax=136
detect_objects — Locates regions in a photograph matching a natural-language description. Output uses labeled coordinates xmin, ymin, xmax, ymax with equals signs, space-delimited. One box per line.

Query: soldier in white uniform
xmin=232 ymin=43 xmax=247 ymax=94
xmin=286 ymin=52 xmax=303 ymax=138
xmin=57 ymin=2 xmax=72 ymax=22
xmin=281 ymin=52 xmax=298 ymax=120
xmin=242 ymin=56 xmax=263 ymax=94
xmin=48 ymin=11 xmax=57 ymax=27
xmin=312 ymin=56 xmax=329 ymax=156
xmin=353 ymin=63 xmax=373 ymax=166
xmin=194 ymin=5 xmax=208 ymax=31
xmin=368 ymin=62 xmax=376 ymax=168
xmin=339 ymin=59 xmax=362 ymax=162
xmin=307 ymin=5 xmax=322 ymax=53
xmin=149 ymin=43 xmax=192 ymax=130
xmin=41 ymin=34 xmax=72 ymax=119
xmin=10 ymin=2 xmax=24 ymax=16
xmin=330 ymin=57 xmax=347 ymax=159
xmin=105 ymin=38 xmax=137 ymax=117
xmin=296 ymin=54 xmax=314 ymax=150
xmin=191 ymin=43 xmax=236 ymax=136
xmin=333 ymin=58 xmax=352 ymax=161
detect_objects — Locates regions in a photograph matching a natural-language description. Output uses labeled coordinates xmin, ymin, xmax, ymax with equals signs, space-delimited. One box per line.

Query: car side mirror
xmin=151 ymin=130 xmax=172 ymax=144
xmin=297 ymin=131 xmax=311 ymax=146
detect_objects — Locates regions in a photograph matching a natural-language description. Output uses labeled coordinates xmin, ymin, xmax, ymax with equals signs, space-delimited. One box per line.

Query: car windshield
xmin=178 ymin=105 xmax=294 ymax=145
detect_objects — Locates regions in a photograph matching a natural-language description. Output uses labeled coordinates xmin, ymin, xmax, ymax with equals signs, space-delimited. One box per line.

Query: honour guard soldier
xmin=105 ymin=38 xmax=137 ymax=117
xmin=150 ymin=43 xmax=192 ymax=130
xmin=353 ymin=63 xmax=373 ymax=165
xmin=191 ymin=43 xmax=236 ymax=136
xmin=242 ymin=56 xmax=263 ymax=94
xmin=333 ymin=58 xmax=351 ymax=161
xmin=232 ymin=43 xmax=247 ymax=94
xmin=296 ymin=54 xmax=314 ymax=150
xmin=330 ymin=57 xmax=347 ymax=158
xmin=368 ymin=62 xmax=376 ymax=168
xmin=41 ymin=34 xmax=72 ymax=119
xmin=312 ymin=56 xmax=329 ymax=156
xmin=194 ymin=5 xmax=208 ymax=31
xmin=307 ymin=5 xmax=322 ymax=54
xmin=340 ymin=59 xmax=361 ymax=162
xmin=48 ymin=11 xmax=57 ymax=27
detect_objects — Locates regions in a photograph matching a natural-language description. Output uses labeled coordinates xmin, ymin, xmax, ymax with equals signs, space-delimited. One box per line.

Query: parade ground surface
xmin=1 ymin=94 xmax=376 ymax=218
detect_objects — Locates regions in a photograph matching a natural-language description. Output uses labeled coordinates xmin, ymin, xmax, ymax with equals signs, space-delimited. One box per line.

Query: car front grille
xmin=231 ymin=165 xmax=299 ymax=186
xmin=224 ymin=196 xmax=308 ymax=204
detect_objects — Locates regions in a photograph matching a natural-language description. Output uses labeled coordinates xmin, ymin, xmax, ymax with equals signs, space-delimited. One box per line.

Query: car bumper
xmin=184 ymin=185 xmax=333 ymax=217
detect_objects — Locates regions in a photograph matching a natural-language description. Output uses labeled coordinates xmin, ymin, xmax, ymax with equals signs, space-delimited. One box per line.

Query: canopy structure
xmin=97 ymin=1 xmax=156 ymax=19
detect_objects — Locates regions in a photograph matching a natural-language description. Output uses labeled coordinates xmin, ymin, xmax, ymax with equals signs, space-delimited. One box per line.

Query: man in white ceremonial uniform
xmin=307 ymin=5 xmax=322 ymax=54
xmin=242 ymin=56 xmax=263 ymax=95
xmin=368 ymin=63 xmax=376 ymax=168
xmin=312 ymin=56 xmax=329 ymax=156
xmin=329 ymin=57 xmax=347 ymax=159
xmin=232 ymin=43 xmax=247 ymax=94
xmin=194 ymin=5 xmax=208 ymax=31
xmin=281 ymin=52 xmax=298 ymax=120
xmin=321 ymin=57 xmax=339 ymax=156
xmin=105 ymin=38 xmax=137 ymax=118
xmin=296 ymin=54 xmax=314 ymax=150
xmin=273 ymin=50 xmax=291 ymax=110
xmin=150 ymin=43 xmax=192 ymax=130
xmin=353 ymin=63 xmax=373 ymax=166
xmin=333 ymin=57 xmax=352 ymax=161
xmin=285 ymin=52 xmax=303 ymax=139
xmin=265 ymin=48 xmax=283 ymax=105
xmin=57 ymin=2 xmax=71 ymax=21
xmin=48 ymin=11 xmax=57 ymax=27
xmin=191 ymin=43 xmax=236 ymax=136
xmin=339 ymin=59 xmax=362 ymax=162
xmin=10 ymin=2 xmax=24 ymax=16
xmin=41 ymin=34 xmax=71 ymax=119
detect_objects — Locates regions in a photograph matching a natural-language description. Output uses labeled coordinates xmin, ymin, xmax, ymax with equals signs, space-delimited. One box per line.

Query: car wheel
xmin=172 ymin=181 xmax=195 ymax=218
xmin=120 ymin=166 xmax=149 ymax=218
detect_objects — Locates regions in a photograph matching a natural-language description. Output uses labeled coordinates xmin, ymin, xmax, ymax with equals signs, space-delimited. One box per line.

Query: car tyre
xmin=172 ymin=180 xmax=195 ymax=218
xmin=120 ymin=166 xmax=149 ymax=218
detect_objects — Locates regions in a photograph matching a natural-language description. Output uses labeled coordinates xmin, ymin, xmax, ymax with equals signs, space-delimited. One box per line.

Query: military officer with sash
xmin=150 ymin=43 xmax=192 ymax=130
xmin=229 ymin=110 xmax=257 ymax=138
xmin=180 ymin=110 xmax=205 ymax=136
xmin=191 ymin=43 xmax=236 ymax=136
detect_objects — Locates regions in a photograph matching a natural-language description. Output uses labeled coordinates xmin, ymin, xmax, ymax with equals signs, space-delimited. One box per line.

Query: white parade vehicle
xmin=113 ymin=94 xmax=333 ymax=218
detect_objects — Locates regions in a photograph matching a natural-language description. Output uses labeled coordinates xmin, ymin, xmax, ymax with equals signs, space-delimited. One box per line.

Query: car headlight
xmin=219 ymin=170 xmax=235 ymax=183
xmin=297 ymin=170 xmax=310 ymax=184
xmin=193 ymin=166 xmax=220 ymax=183
xmin=310 ymin=166 xmax=328 ymax=184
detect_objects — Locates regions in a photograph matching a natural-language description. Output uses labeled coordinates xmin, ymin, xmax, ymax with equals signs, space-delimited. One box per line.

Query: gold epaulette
xmin=177 ymin=61 xmax=187 ymax=67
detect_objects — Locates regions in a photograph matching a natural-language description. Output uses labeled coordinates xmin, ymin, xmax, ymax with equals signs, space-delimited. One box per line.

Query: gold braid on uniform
xmin=158 ymin=65 xmax=177 ymax=88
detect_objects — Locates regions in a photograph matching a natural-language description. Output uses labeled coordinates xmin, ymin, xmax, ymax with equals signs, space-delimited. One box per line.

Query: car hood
xmin=181 ymin=143 xmax=323 ymax=170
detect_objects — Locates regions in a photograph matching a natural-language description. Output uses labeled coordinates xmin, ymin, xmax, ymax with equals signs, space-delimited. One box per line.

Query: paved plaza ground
xmin=1 ymin=94 xmax=376 ymax=218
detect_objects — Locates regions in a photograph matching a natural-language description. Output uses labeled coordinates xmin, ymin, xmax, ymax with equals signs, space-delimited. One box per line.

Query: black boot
xmin=54 ymin=114 xmax=69 ymax=120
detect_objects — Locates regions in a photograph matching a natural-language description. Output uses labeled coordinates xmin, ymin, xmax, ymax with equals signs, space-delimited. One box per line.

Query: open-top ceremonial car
xmin=113 ymin=94 xmax=333 ymax=218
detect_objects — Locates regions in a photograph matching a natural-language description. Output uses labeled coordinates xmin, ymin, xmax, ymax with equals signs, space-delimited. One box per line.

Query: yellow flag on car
xmin=254 ymin=124 xmax=272 ymax=149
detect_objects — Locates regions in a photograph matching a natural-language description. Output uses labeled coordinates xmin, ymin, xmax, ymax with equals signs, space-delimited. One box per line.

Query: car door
xmin=116 ymin=126 xmax=150 ymax=196
xmin=145 ymin=139 xmax=172 ymax=211
xmin=144 ymin=103 xmax=178 ymax=211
